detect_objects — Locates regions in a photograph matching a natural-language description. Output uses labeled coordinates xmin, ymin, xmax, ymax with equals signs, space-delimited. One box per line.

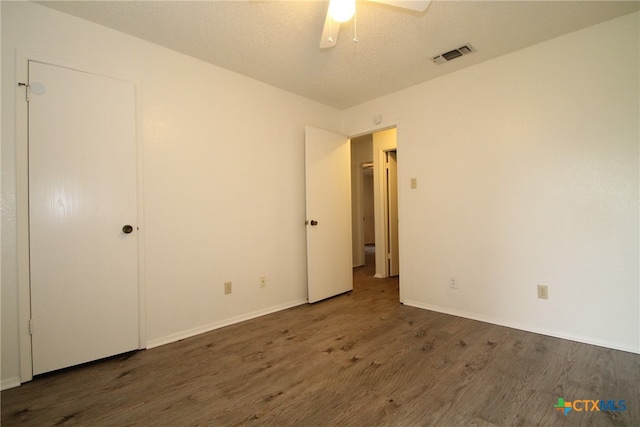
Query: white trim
xmin=134 ymin=78 xmax=147 ymax=351
xmin=146 ymin=299 xmax=308 ymax=349
xmin=16 ymin=49 xmax=32 ymax=384
xmin=15 ymin=49 xmax=146 ymax=382
xmin=372 ymin=129 xmax=398 ymax=279
xmin=1 ymin=377 xmax=22 ymax=391
xmin=374 ymin=146 xmax=389 ymax=278
xmin=403 ymin=299 xmax=640 ymax=355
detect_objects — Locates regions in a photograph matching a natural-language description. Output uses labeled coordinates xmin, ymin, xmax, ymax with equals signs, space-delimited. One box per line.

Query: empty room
xmin=1 ymin=1 xmax=639 ymax=425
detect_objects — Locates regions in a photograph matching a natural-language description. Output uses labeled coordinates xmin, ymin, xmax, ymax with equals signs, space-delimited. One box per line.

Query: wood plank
xmin=2 ymin=256 xmax=638 ymax=426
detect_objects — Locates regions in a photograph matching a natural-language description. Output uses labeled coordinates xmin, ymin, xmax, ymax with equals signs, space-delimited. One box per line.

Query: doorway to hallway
xmin=350 ymin=128 xmax=399 ymax=279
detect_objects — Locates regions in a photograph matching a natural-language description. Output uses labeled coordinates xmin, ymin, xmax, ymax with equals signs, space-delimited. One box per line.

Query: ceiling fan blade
xmin=319 ymin=7 xmax=340 ymax=49
xmin=367 ymin=0 xmax=431 ymax=12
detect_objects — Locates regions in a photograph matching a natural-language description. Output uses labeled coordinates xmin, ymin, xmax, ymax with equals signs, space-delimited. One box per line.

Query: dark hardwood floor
xmin=3 ymin=247 xmax=639 ymax=426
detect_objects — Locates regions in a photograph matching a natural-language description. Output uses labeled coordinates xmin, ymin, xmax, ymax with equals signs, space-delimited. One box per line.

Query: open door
xmin=305 ymin=126 xmax=353 ymax=303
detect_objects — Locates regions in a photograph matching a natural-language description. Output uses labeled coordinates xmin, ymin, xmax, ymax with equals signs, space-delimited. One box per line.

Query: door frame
xmin=372 ymin=129 xmax=398 ymax=280
xmin=386 ymin=150 xmax=399 ymax=277
xmin=15 ymin=50 xmax=146 ymax=383
xmin=348 ymin=124 xmax=402 ymax=286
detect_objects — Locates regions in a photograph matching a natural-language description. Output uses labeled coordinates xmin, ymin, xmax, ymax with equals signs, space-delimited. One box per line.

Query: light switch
xmin=410 ymin=178 xmax=417 ymax=189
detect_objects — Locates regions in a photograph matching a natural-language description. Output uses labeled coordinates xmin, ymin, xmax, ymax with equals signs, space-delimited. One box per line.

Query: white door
xmin=28 ymin=61 xmax=139 ymax=375
xmin=305 ymin=126 xmax=353 ymax=303
xmin=387 ymin=151 xmax=399 ymax=276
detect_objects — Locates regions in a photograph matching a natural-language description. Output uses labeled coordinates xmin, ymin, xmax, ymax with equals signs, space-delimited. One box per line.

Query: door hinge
xmin=29 ymin=318 xmax=34 ymax=335
xmin=18 ymin=82 xmax=30 ymax=102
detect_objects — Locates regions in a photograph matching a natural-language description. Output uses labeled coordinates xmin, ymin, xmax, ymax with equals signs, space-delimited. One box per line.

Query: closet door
xmin=29 ymin=60 xmax=140 ymax=375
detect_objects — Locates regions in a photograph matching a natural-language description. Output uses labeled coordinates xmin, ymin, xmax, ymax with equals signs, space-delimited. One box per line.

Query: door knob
xmin=310 ymin=220 xmax=318 ymax=226
xmin=122 ymin=225 xmax=134 ymax=234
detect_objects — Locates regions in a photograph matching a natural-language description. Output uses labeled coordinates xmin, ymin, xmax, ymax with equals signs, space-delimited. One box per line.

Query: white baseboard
xmin=146 ymin=299 xmax=308 ymax=349
xmin=1 ymin=377 xmax=21 ymax=391
xmin=403 ymin=299 xmax=640 ymax=355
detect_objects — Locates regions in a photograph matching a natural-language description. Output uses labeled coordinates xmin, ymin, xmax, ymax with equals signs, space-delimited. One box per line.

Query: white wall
xmin=1 ymin=2 xmax=340 ymax=387
xmin=2 ymin=3 xmax=638 ymax=390
xmin=342 ymin=12 xmax=640 ymax=353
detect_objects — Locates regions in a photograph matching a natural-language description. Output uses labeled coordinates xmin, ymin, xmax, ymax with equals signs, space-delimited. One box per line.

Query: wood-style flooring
xmin=3 ymin=248 xmax=639 ymax=426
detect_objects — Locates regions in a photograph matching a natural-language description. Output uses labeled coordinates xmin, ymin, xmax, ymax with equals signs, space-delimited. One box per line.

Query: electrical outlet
xmin=260 ymin=276 xmax=267 ymax=288
xmin=449 ymin=277 xmax=458 ymax=289
xmin=537 ymin=285 xmax=548 ymax=300
xmin=224 ymin=281 xmax=232 ymax=295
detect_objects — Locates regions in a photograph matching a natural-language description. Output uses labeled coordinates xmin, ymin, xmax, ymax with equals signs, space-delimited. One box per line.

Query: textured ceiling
xmin=38 ymin=1 xmax=640 ymax=109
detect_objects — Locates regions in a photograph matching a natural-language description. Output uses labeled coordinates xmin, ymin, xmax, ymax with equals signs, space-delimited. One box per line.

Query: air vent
xmin=433 ymin=44 xmax=475 ymax=64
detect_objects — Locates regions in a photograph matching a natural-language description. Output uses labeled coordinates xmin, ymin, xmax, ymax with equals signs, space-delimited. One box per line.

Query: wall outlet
xmin=537 ymin=284 xmax=548 ymax=299
xmin=260 ymin=276 xmax=267 ymax=288
xmin=224 ymin=281 xmax=232 ymax=295
xmin=449 ymin=277 xmax=458 ymax=289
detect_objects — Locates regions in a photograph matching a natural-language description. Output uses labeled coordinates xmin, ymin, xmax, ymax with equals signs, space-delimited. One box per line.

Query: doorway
xmin=350 ymin=128 xmax=399 ymax=279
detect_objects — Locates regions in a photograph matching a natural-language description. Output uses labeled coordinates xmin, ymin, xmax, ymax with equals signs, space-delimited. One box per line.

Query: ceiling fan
xmin=320 ymin=0 xmax=431 ymax=48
